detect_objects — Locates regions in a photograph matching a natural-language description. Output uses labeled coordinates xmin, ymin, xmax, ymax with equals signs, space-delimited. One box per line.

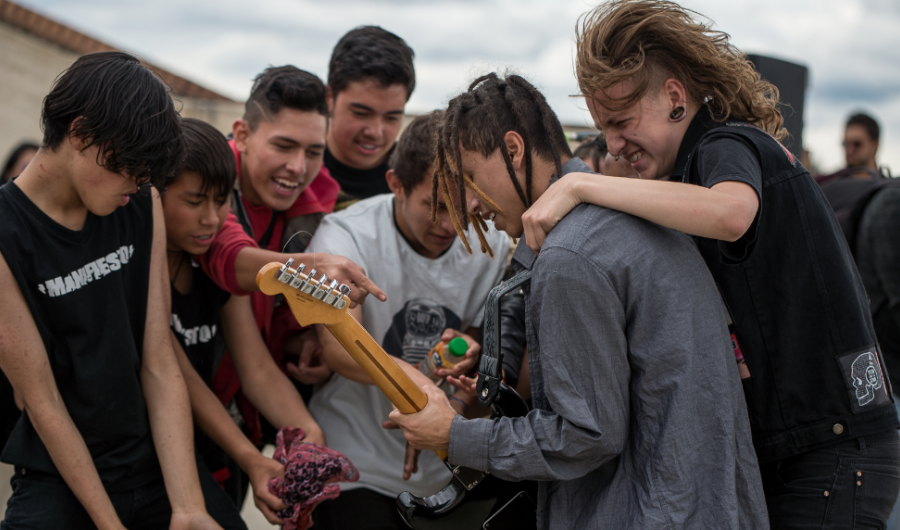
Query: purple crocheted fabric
xmin=268 ymin=427 xmax=359 ymax=530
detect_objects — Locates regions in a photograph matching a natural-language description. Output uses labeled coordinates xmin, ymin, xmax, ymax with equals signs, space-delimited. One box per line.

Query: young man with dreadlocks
xmin=389 ymin=73 xmax=768 ymax=529
xmin=520 ymin=1 xmax=900 ymax=526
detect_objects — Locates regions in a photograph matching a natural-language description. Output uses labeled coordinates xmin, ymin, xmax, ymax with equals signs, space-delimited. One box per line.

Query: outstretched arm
xmin=522 ymin=173 xmax=758 ymax=252
xmin=0 ymin=253 xmax=126 ymax=530
xmin=198 ymin=213 xmax=385 ymax=304
xmin=220 ymin=294 xmax=325 ymax=445
xmin=169 ymin=329 xmax=288 ymax=525
xmin=142 ymin=190 xmax=222 ymax=530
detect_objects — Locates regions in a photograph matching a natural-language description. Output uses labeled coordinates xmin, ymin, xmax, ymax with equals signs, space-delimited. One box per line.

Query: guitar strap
xmin=477 ymin=268 xmax=533 ymax=407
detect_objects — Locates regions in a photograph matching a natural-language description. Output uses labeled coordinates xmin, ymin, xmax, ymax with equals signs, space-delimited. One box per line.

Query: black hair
xmin=41 ymin=51 xmax=185 ymax=190
xmin=328 ymin=26 xmax=416 ymax=101
xmin=433 ymin=73 xmax=572 ymax=255
xmin=847 ymin=113 xmax=880 ymax=142
xmin=176 ymin=118 xmax=236 ymax=200
xmin=572 ymin=134 xmax=608 ymax=172
xmin=388 ymin=112 xmax=438 ymax=194
xmin=1 ymin=141 xmax=40 ymax=183
xmin=244 ymin=66 xmax=328 ymax=130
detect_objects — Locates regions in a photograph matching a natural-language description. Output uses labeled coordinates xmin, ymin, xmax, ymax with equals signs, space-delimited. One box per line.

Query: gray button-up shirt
xmin=448 ymin=158 xmax=769 ymax=529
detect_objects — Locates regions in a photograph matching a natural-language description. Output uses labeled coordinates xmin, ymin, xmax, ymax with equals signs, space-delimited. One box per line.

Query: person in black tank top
xmin=163 ymin=119 xmax=325 ymax=526
xmin=518 ymin=2 xmax=900 ymax=527
xmin=0 ymin=52 xmax=226 ymax=530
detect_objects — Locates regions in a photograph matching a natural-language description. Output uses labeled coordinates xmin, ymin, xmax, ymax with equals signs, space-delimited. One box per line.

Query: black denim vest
xmin=676 ymin=112 xmax=899 ymax=463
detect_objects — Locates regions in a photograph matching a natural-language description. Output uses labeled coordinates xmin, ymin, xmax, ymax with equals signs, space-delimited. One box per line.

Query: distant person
xmin=1 ymin=142 xmax=38 ymax=184
xmin=572 ymin=134 xmax=607 ymax=172
xmin=816 ymin=112 xmax=888 ymax=185
xmin=323 ymin=26 xmax=416 ymax=208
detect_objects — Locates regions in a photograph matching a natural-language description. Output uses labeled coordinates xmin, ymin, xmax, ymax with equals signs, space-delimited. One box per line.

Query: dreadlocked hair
xmin=431 ymin=72 xmax=572 ymax=255
xmin=576 ymin=0 xmax=786 ymax=140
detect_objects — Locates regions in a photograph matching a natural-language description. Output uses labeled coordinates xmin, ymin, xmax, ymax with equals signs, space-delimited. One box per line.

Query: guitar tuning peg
xmin=297 ymin=268 xmax=316 ymax=294
xmin=332 ymin=284 xmax=352 ymax=308
xmin=288 ymin=263 xmax=306 ymax=289
xmin=277 ymin=258 xmax=295 ymax=282
xmin=327 ymin=279 xmax=339 ymax=291
xmin=312 ymin=273 xmax=330 ymax=300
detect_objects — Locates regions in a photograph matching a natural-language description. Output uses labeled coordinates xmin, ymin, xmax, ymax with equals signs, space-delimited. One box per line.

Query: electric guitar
xmin=257 ymin=260 xmax=536 ymax=530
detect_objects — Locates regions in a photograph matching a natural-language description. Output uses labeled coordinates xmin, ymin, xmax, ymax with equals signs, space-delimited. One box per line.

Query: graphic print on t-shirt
xmin=170 ymin=313 xmax=217 ymax=347
xmin=36 ymin=245 xmax=135 ymax=297
xmin=382 ymin=299 xmax=462 ymax=365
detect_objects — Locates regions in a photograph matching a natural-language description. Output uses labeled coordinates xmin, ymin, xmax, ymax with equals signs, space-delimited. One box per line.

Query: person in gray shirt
xmin=389 ymin=73 xmax=768 ymax=529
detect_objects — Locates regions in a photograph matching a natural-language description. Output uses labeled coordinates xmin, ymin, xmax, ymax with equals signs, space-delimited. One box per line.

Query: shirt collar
xmin=669 ymin=106 xmax=721 ymax=180
xmin=512 ymin=156 xmax=590 ymax=271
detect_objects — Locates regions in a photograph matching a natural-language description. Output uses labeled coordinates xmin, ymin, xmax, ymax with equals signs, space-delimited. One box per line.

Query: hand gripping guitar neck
xmin=256 ymin=259 xmax=447 ymax=460
xmin=397 ymin=269 xmax=537 ymax=530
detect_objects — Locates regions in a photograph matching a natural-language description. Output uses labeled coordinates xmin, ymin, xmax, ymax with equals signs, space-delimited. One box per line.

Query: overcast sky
xmin=19 ymin=0 xmax=900 ymax=174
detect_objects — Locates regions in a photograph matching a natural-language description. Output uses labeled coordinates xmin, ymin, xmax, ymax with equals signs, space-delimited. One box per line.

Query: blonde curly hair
xmin=576 ymin=0 xmax=786 ymax=140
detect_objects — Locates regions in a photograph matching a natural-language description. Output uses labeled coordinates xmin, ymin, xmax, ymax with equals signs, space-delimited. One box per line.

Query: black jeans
xmin=311 ymin=488 xmax=407 ymax=530
xmin=761 ymin=429 xmax=900 ymax=529
xmin=0 ymin=460 xmax=247 ymax=530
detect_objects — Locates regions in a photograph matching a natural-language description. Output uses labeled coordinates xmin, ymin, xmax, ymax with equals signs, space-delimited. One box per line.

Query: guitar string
xmin=281 ymin=230 xmax=316 ymax=272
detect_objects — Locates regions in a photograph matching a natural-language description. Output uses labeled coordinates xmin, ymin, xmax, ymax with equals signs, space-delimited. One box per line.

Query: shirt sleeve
xmin=448 ymin=247 xmax=630 ymax=481
xmin=306 ymin=215 xmax=365 ymax=272
xmin=196 ymin=212 xmax=257 ymax=296
xmin=695 ymin=135 xmax=763 ymax=261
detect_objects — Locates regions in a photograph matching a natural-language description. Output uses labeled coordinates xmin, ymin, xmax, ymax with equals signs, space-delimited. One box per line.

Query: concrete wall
xmin=0 ymin=21 xmax=244 ymax=169
xmin=0 ymin=22 xmax=75 ymax=165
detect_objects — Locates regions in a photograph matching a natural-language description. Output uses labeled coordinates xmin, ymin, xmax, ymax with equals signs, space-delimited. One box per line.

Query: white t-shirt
xmin=307 ymin=193 xmax=510 ymax=498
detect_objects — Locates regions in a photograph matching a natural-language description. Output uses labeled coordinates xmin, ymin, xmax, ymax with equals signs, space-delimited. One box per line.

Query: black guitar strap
xmin=477 ymin=268 xmax=533 ymax=407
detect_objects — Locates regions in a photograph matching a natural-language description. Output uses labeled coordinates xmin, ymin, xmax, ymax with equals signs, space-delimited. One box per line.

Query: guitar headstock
xmin=256 ymin=259 xmax=352 ymax=327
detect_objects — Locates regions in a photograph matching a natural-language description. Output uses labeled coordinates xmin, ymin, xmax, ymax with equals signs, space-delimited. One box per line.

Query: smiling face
xmin=161 ymin=170 xmax=230 ymax=255
xmin=388 ymin=169 xmax=457 ymax=259
xmin=327 ymin=79 xmax=407 ymax=170
xmin=586 ymin=78 xmax=691 ymax=180
xmin=233 ymin=108 xmax=327 ymax=211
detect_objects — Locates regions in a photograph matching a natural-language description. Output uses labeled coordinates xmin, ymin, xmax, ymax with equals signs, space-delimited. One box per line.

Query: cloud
xmin=18 ymin=0 xmax=900 ymax=173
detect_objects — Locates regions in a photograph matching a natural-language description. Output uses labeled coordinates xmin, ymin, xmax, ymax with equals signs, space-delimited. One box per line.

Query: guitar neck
xmin=325 ymin=313 xmax=428 ymax=415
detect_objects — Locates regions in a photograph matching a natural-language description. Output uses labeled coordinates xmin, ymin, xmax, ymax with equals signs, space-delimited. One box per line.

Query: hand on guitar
xmin=285 ymin=328 xmax=333 ymax=385
xmin=245 ymin=453 xmax=288 ymax=525
xmin=388 ymin=384 xmax=457 ymax=452
xmin=431 ymin=329 xmax=481 ymax=379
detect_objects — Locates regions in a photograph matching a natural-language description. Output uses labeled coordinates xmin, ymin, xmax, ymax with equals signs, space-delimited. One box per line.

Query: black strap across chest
xmin=477 ymin=268 xmax=533 ymax=407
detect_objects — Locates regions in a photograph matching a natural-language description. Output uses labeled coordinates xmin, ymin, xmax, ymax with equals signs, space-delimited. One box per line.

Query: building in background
xmin=0 ymin=0 xmax=244 ymax=165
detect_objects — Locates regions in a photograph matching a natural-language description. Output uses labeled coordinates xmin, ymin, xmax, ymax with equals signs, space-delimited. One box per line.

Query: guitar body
xmin=397 ymin=383 xmax=537 ymax=530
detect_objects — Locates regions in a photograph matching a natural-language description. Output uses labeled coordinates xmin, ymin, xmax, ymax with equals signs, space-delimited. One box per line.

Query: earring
xmin=669 ymin=106 xmax=686 ymax=122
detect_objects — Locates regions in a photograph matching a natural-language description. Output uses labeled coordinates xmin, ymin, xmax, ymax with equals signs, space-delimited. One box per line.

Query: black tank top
xmin=0 ymin=182 xmax=160 ymax=491
xmin=170 ymin=263 xmax=230 ymax=472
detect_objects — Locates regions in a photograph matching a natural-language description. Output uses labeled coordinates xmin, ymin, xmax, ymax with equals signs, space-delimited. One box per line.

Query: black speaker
xmin=746 ymin=54 xmax=809 ymax=160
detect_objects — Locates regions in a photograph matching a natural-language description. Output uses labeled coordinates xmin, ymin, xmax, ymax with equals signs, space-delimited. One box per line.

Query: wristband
xmin=448 ymin=396 xmax=469 ymax=415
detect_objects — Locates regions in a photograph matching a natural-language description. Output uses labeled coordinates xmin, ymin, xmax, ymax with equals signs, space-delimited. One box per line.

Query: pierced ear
xmin=503 ymin=131 xmax=526 ymax=168
xmin=662 ymin=78 xmax=687 ymax=110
